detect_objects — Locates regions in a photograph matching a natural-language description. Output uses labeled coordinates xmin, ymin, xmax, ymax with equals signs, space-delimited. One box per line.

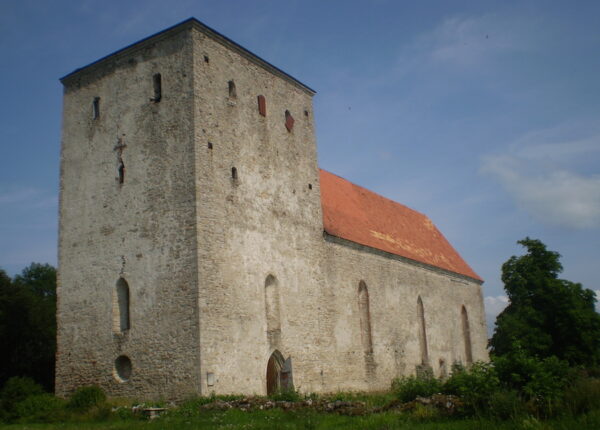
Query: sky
xmin=1 ymin=0 xmax=599 ymax=334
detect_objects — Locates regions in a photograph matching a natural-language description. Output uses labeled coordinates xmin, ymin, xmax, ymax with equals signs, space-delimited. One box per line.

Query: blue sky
xmin=1 ymin=0 xmax=599 ymax=331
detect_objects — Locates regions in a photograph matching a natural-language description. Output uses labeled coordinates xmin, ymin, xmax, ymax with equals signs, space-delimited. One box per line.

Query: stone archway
xmin=266 ymin=350 xmax=293 ymax=395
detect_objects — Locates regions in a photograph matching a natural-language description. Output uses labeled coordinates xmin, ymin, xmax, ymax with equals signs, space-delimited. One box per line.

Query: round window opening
xmin=114 ymin=355 xmax=132 ymax=382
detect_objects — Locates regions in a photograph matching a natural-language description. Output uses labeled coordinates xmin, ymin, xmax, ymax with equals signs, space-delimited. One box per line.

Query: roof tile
xmin=320 ymin=170 xmax=482 ymax=281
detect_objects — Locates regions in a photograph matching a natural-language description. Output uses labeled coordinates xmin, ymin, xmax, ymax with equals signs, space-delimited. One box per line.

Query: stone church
xmin=56 ymin=18 xmax=487 ymax=400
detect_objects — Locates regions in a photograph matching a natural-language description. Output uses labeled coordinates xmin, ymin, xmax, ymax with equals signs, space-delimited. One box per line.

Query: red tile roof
xmin=320 ymin=170 xmax=482 ymax=282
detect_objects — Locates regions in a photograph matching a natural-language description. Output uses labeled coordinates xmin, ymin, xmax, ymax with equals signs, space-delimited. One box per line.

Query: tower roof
xmin=60 ymin=18 xmax=315 ymax=95
xmin=320 ymin=170 xmax=482 ymax=282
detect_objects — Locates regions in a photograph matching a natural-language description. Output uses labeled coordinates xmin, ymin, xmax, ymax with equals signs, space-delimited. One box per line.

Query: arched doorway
xmin=266 ymin=350 xmax=293 ymax=395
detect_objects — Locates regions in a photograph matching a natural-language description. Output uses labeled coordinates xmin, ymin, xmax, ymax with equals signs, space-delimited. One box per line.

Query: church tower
xmin=57 ymin=18 xmax=322 ymax=399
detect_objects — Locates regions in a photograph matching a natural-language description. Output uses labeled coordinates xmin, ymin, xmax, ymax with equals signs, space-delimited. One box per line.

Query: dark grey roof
xmin=60 ymin=17 xmax=316 ymax=95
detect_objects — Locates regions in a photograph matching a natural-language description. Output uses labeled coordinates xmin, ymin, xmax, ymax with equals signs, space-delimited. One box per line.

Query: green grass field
xmin=1 ymin=408 xmax=599 ymax=430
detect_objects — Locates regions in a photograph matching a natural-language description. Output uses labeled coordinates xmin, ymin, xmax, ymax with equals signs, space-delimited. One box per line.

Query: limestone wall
xmin=57 ymin=20 xmax=488 ymax=399
xmin=315 ymin=236 xmax=488 ymax=392
xmin=57 ymin=26 xmax=201 ymax=400
xmin=189 ymin=26 xmax=326 ymax=395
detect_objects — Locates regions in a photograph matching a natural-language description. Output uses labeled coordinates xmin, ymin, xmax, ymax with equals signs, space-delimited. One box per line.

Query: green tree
xmin=0 ymin=264 xmax=57 ymax=391
xmin=490 ymin=238 xmax=600 ymax=366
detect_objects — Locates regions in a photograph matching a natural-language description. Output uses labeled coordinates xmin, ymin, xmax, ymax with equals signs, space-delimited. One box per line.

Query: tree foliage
xmin=0 ymin=264 xmax=57 ymax=391
xmin=490 ymin=238 xmax=600 ymax=366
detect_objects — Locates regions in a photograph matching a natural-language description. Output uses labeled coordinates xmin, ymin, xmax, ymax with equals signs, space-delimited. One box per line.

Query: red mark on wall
xmin=258 ymin=95 xmax=266 ymax=116
xmin=285 ymin=110 xmax=294 ymax=132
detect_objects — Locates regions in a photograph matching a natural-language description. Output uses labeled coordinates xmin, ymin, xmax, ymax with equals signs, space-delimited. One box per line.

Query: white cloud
xmin=394 ymin=12 xmax=537 ymax=75
xmin=484 ymin=295 xmax=509 ymax=336
xmin=482 ymin=126 xmax=600 ymax=229
xmin=0 ymin=187 xmax=57 ymax=209
xmin=595 ymin=290 xmax=600 ymax=312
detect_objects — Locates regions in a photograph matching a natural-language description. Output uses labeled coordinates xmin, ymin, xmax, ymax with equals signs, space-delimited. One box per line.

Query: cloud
xmin=393 ymin=12 xmax=536 ymax=76
xmin=595 ymin=290 xmax=600 ymax=312
xmin=0 ymin=187 xmax=57 ymax=209
xmin=484 ymin=295 xmax=509 ymax=336
xmin=482 ymin=125 xmax=600 ymax=229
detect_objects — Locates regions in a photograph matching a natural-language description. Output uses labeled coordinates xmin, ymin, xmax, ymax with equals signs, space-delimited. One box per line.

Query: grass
xmin=0 ymin=408 xmax=599 ymax=430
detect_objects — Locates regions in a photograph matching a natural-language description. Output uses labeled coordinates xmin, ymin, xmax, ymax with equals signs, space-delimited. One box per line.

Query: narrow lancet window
xmin=461 ymin=306 xmax=473 ymax=364
xmin=92 ymin=97 xmax=100 ymax=120
xmin=417 ymin=296 xmax=429 ymax=365
xmin=358 ymin=281 xmax=373 ymax=354
xmin=152 ymin=73 xmax=162 ymax=102
xmin=265 ymin=274 xmax=281 ymax=346
xmin=228 ymin=80 xmax=237 ymax=98
xmin=118 ymin=161 xmax=125 ymax=184
xmin=114 ymin=278 xmax=130 ymax=332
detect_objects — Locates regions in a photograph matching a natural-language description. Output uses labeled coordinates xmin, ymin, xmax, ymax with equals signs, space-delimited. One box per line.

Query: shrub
xmin=269 ymin=388 xmax=301 ymax=402
xmin=561 ymin=377 xmax=600 ymax=416
xmin=13 ymin=394 xmax=66 ymax=423
xmin=0 ymin=376 xmax=45 ymax=421
xmin=391 ymin=373 xmax=442 ymax=403
xmin=493 ymin=350 xmax=569 ymax=415
xmin=486 ymin=389 xmax=526 ymax=420
xmin=443 ymin=362 xmax=500 ymax=415
xmin=67 ymin=385 xmax=106 ymax=412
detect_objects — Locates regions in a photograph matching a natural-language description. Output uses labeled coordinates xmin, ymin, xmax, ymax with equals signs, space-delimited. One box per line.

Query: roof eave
xmin=60 ymin=17 xmax=316 ymax=96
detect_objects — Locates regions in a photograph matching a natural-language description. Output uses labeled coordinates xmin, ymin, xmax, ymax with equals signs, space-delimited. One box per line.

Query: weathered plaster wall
xmin=57 ymin=20 xmax=488 ymax=399
xmin=56 ymin=27 xmax=200 ymax=400
xmin=316 ymin=236 xmax=488 ymax=392
xmin=190 ymin=26 xmax=326 ymax=396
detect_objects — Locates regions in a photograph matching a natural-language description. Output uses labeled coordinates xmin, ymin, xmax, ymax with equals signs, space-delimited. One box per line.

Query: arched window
xmin=92 ymin=97 xmax=100 ymax=120
xmin=265 ymin=275 xmax=281 ymax=346
xmin=358 ymin=281 xmax=373 ymax=354
xmin=228 ymin=80 xmax=237 ymax=98
xmin=114 ymin=278 xmax=130 ymax=332
xmin=417 ymin=296 xmax=429 ymax=365
xmin=461 ymin=306 xmax=473 ymax=364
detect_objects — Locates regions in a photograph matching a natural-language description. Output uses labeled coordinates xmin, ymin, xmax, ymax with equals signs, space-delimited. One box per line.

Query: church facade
xmin=56 ymin=18 xmax=487 ymax=400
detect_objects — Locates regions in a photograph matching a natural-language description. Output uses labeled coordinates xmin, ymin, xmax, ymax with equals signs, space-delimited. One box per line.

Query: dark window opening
xmin=115 ymin=278 xmax=130 ymax=332
xmin=208 ymin=142 xmax=213 ymax=149
xmin=115 ymin=355 xmax=132 ymax=382
xmin=118 ymin=161 xmax=125 ymax=184
xmin=204 ymin=55 xmax=209 ymax=63
xmin=231 ymin=167 xmax=238 ymax=180
xmin=152 ymin=73 xmax=162 ymax=102
xmin=228 ymin=80 xmax=237 ymax=98
xmin=257 ymin=95 xmax=266 ymax=116
xmin=92 ymin=97 xmax=100 ymax=120
xmin=304 ymin=110 xmax=309 ymax=117
xmin=285 ymin=110 xmax=294 ymax=132
xmin=308 ymin=184 xmax=312 ymax=190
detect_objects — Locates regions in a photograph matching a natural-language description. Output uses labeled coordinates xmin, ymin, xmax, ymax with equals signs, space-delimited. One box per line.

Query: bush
xmin=391 ymin=373 xmax=442 ymax=403
xmin=561 ymin=377 xmax=600 ymax=416
xmin=67 ymin=385 xmax=106 ymax=412
xmin=0 ymin=376 xmax=45 ymax=421
xmin=13 ymin=394 xmax=66 ymax=423
xmin=269 ymin=388 xmax=301 ymax=402
xmin=443 ymin=362 xmax=500 ymax=415
xmin=493 ymin=350 xmax=569 ymax=416
xmin=487 ymin=389 xmax=527 ymax=420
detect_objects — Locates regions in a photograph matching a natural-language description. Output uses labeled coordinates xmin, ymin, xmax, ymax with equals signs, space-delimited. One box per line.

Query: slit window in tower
xmin=152 ymin=73 xmax=162 ymax=102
